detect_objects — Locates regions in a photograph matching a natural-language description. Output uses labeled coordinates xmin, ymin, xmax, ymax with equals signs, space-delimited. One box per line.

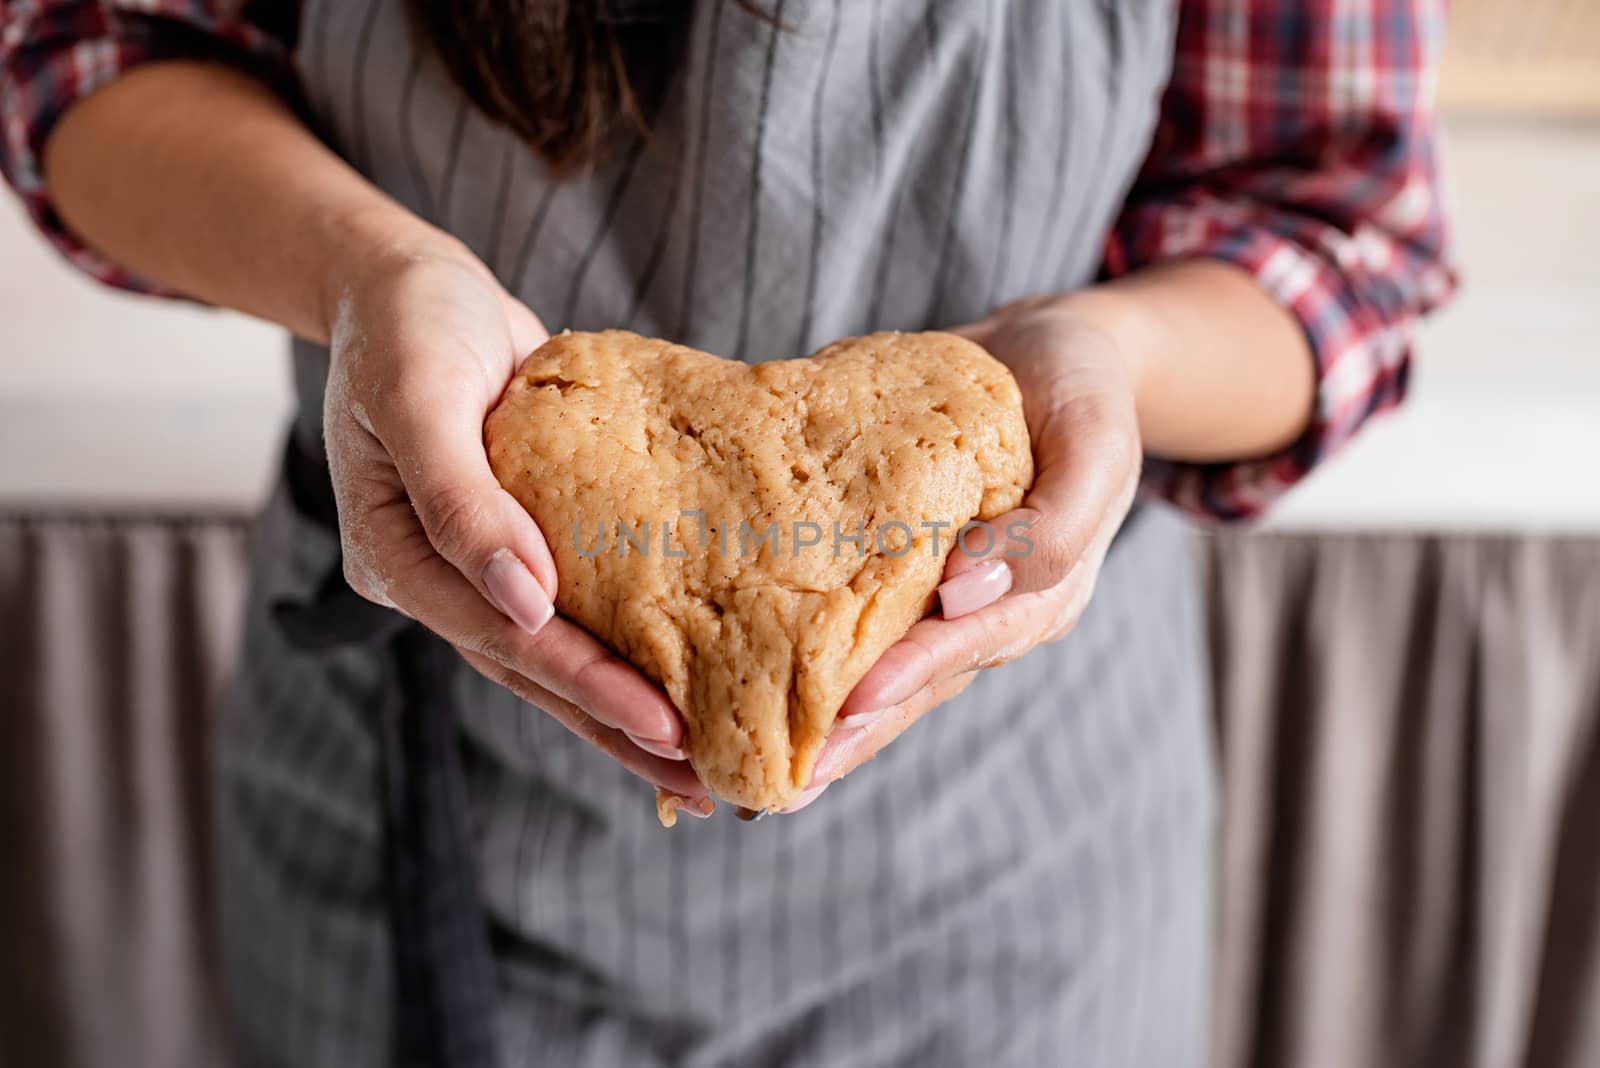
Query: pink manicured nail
xmin=626 ymin=731 xmax=688 ymax=761
xmin=838 ymin=706 xmax=892 ymax=730
xmin=781 ymin=782 xmax=830 ymax=814
xmin=938 ymin=560 xmax=1012 ymax=620
xmin=675 ymin=795 xmax=714 ymax=819
xmin=483 ymin=549 xmax=555 ymax=635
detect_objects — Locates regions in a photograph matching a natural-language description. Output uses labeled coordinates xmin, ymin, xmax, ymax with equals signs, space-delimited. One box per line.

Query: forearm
xmin=41 ymin=60 xmax=461 ymax=344
xmin=1060 ymin=260 xmax=1316 ymax=463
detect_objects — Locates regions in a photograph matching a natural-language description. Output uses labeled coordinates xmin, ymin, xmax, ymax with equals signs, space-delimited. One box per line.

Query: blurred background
xmin=2 ymin=5 xmax=1598 ymax=1067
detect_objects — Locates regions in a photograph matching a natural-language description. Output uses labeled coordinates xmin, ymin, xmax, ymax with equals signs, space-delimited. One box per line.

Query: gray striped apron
xmin=217 ymin=2 xmax=1218 ymax=1066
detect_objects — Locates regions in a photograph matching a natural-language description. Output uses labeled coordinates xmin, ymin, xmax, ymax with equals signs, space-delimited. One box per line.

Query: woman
xmin=0 ymin=1 xmax=1453 ymax=1065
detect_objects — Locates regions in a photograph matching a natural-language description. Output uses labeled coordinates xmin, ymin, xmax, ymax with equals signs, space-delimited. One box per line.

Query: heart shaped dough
xmin=486 ymin=330 xmax=1033 ymax=815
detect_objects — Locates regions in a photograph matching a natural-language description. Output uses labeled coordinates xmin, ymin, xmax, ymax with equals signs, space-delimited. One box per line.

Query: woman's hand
xmin=321 ymin=234 xmax=710 ymax=809
xmin=785 ymin=295 xmax=1145 ymax=812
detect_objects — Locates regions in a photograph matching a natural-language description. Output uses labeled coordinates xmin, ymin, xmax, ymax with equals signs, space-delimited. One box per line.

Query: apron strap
xmin=271 ymin=434 xmax=499 ymax=1068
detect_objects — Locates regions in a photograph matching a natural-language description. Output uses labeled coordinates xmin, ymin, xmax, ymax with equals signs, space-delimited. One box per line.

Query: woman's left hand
xmin=785 ymin=295 xmax=1145 ymax=812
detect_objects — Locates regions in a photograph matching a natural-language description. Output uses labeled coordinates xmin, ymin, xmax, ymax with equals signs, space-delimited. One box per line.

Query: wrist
xmin=1063 ymin=261 xmax=1317 ymax=461
xmin=1045 ymin=286 xmax=1159 ymax=409
xmin=1036 ymin=287 xmax=1164 ymax=434
xmin=312 ymin=201 xmax=483 ymax=341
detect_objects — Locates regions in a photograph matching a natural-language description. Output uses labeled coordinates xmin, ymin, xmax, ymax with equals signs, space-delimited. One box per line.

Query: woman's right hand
xmin=320 ymin=231 xmax=711 ymax=812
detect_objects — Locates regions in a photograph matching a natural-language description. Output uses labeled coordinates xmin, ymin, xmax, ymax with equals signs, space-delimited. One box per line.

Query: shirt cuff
xmin=1106 ymin=195 xmax=1458 ymax=522
xmin=1 ymin=7 xmax=298 ymax=295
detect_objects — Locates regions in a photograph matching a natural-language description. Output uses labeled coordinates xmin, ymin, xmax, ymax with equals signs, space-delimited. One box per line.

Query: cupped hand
xmin=786 ymin=295 xmax=1144 ymax=812
xmin=321 ymin=237 xmax=709 ymax=810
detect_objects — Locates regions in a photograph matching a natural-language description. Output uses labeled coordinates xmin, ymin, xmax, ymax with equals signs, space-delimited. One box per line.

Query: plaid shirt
xmin=0 ymin=0 xmax=1456 ymax=520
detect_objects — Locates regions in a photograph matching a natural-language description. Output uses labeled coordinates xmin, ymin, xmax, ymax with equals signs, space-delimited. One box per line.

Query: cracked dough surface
xmin=485 ymin=330 xmax=1032 ymax=813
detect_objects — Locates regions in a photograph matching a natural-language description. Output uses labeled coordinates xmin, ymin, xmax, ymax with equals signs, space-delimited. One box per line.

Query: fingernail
xmin=781 ymin=782 xmax=830 ymax=814
xmin=679 ymin=796 xmax=714 ymax=819
xmin=626 ymin=731 xmax=688 ymax=761
xmin=483 ymin=549 xmax=554 ymax=635
xmin=938 ymin=560 xmax=1012 ymax=620
xmin=838 ymin=706 xmax=891 ymax=730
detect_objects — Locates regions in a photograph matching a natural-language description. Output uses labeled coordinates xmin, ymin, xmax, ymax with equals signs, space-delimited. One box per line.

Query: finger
xmin=501 ymin=294 xmax=549 ymax=357
xmin=843 ymin=530 xmax=1111 ymax=725
xmin=335 ymin=458 xmax=686 ymax=746
xmin=458 ymin=649 xmax=708 ymax=799
xmin=838 ymin=587 xmax=1066 ymax=721
xmin=796 ymin=671 xmax=979 ymax=805
xmin=939 ymin=393 xmax=1137 ymax=610
xmin=444 ymin=559 xmax=687 ymax=747
xmin=370 ymin=352 xmax=561 ymax=629
xmin=945 ymin=296 xmax=1050 ymax=344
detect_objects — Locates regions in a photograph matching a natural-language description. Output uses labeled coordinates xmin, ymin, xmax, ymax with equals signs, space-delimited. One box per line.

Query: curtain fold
xmin=0 ymin=514 xmax=249 ymax=1068
xmin=1204 ymin=532 xmax=1600 ymax=1068
xmin=3 ymin=513 xmax=1598 ymax=1068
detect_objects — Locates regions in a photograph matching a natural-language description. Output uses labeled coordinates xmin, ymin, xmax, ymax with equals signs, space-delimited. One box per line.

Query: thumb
xmin=378 ymin=387 xmax=561 ymax=638
xmin=502 ymin=293 xmax=550 ymax=358
xmin=938 ymin=398 xmax=1139 ymax=615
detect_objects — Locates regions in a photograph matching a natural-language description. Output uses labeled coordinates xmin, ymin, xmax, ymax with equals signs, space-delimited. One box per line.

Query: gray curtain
xmin=3 ymin=513 xmax=1598 ymax=1068
xmin=0 ymin=514 xmax=249 ymax=1068
xmin=1205 ymin=532 xmax=1600 ymax=1068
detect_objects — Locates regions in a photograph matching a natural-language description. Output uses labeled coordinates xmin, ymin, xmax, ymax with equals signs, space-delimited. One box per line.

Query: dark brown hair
xmin=404 ymin=1 xmax=764 ymax=174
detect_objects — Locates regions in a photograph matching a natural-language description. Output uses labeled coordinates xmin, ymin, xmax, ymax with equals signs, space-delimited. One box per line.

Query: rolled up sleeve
xmin=0 ymin=0 xmax=298 ymax=292
xmin=1105 ymin=0 xmax=1459 ymax=521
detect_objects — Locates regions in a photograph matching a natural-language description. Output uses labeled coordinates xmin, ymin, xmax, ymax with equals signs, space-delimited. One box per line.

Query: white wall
xmin=0 ymin=204 xmax=290 ymax=509
xmin=1266 ymin=119 xmax=1600 ymax=531
xmin=2 ymin=119 xmax=1596 ymax=527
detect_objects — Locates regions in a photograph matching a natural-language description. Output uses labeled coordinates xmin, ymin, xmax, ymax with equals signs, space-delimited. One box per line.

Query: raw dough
xmin=486 ymin=330 xmax=1032 ymax=814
